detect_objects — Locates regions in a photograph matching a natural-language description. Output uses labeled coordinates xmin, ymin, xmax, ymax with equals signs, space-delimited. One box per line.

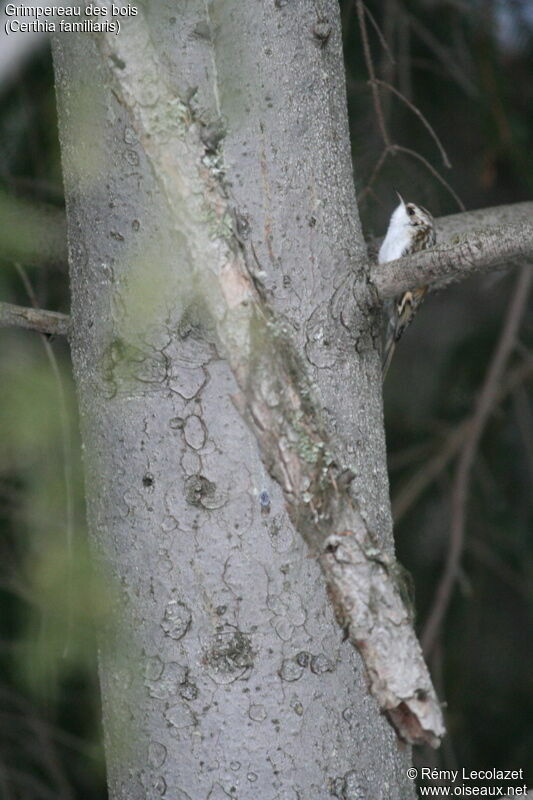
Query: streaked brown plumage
xmin=378 ymin=194 xmax=436 ymax=379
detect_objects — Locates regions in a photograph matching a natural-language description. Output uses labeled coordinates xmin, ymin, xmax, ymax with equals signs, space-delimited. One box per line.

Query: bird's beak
xmin=395 ymin=190 xmax=405 ymax=206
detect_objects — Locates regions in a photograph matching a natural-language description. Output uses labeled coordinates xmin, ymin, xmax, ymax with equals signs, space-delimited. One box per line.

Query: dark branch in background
xmin=354 ymin=1 xmax=463 ymax=211
xmin=362 ymin=2 xmax=395 ymax=65
xmin=421 ymin=265 xmax=532 ymax=656
xmin=0 ymin=300 xmax=70 ymax=337
xmin=97 ymin=17 xmax=446 ymax=748
xmin=407 ymin=12 xmax=478 ymax=98
xmin=14 ymin=264 xmax=75 ymax=658
xmin=388 ymin=144 xmax=464 ymax=210
xmin=0 ymin=190 xmax=67 ymax=266
xmin=2 ymin=175 xmax=65 ymax=207
xmin=356 ymin=0 xmax=390 ymax=148
xmin=391 ymin=360 xmax=533 ymax=524
xmin=369 ymin=79 xmax=451 ymax=168
xmin=0 ymin=27 xmax=49 ymax=94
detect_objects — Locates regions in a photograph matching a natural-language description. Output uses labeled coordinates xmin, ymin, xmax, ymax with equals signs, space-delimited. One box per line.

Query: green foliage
xmin=0 ymin=335 xmax=108 ymax=797
xmin=0 ymin=48 xmax=107 ymax=794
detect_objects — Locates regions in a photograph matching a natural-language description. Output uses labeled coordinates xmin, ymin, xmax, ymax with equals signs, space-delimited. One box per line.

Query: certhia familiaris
xmin=379 ymin=193 xmax=436 ymax=378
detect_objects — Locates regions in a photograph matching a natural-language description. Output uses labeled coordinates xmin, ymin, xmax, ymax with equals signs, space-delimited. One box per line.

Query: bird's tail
xmin=381 ymin=336 xmax=396 ymax=381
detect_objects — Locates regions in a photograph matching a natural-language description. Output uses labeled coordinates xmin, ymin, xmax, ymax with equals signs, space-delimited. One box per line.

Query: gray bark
xmin=86 ymin=0 xmax=442 ymax=747
xmin=52 ymin=3 xmax=420 ymax=798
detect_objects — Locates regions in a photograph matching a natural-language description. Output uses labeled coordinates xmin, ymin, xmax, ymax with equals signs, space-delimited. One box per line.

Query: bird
xmin=378 ymin=192 xmax=436 ymax=379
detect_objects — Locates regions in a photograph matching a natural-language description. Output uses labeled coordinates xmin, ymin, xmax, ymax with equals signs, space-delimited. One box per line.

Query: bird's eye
xmin=407 ymin=206 xmax=415 ymax=216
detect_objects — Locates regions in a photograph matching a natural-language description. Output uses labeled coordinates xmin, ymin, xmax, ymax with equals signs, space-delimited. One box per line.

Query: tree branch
xmin=437 ymin=202 xmax=532 ymax=237
xmin=0 ymin=190 xmax=67 ymax=266
xmin=94 ymin=16 xmax=445 ymax=749
xmin=0 ymin=25 xmax=48 ymax=95
xmin=0 ymin=301 xmax=70 ymax=337
xmin=421 ymin=265 xmax=532 ymax=656
xmin=372 ymin=202 xmax=533 ymax=300
xmin=391 ymin=359 xmax=533 ymax=524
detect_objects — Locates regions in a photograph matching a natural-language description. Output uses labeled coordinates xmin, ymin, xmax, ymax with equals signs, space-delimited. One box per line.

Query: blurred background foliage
xmin=0 ymin=33 xmax=107 ymax=799
xmin=0 ymin=0 xmax=531 ymax=797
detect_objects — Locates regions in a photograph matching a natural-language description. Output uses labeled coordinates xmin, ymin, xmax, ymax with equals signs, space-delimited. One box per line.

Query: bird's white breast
xmin=378 ymin=203 xmax=411 ymax=264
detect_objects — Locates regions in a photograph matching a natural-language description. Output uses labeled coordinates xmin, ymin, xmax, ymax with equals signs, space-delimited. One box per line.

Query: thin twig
xmin=31 ymin=714 xmax=75 ymax=800
xmin=358 ymin=148 xmax=389 ymax=206
xmin=0 ymin=690 xmax=92 ymax=755
xmin=371 ymin=79 xmax=451 ymax=168
xmin=341 ymin=0 xmax=355 ymax=44
xmin=378 ymin=0 xmax=397 ymax=123
xmin=515 ymin=340 xmax=533 ymax=367
xmin=392 ymin=424 xmax=467 ymax=523
xmin=397 ymin=9 xmax=413 ymax=102
xmin=2 ymin=175 xmax=65 ymax=206
xmin=392 ymin=360 xmax=533 ymax=523
xmin=356 ymin=0 xmax=391 ymax=147
xmin=389 ymin=145 xmax=465 ymax=210
xmin=2 ymin=768 xmax=61 ymax=800
xmin=421 ymin=266 xmax=532 ymax=656
xmin=14 ymin=264 xmax=75 ymax=660
xmin=355 ymin=4 xmax=464 ymax=212
xmin=388 ymin=439 xmax=434 ymax=471
xmin=363 ymin=2 xmax=396 ymax=64
xmin=407 ymin=13 xmax=479 ymax=98
xmin=0 ymin=300 xmax=70 ymax=337
xmin=467 ymin=538 xmax=529 ymax=600
xmin=0 ymin=760 xmax=14 ymax=800
xmin=512 ymin=385 xmax=533 ymax=486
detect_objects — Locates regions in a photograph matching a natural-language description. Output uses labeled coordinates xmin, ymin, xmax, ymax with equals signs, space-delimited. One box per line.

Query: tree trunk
xmin=52 ymin=3 xmax=416 ymax=798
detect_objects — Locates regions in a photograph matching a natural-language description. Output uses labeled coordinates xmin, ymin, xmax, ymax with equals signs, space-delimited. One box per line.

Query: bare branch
xmin=96 ymin=16 xmax=445 ymax=748
xmin=14 ymin=264 xmax=75 ymax=658
xmin=357 ymin=148 xmax=389 ymax=206
xmin=355 ymin=5 xmax=463 ymax=212
xmin=0 ymin=27 xmax=48 ymax=94
xmin=356 ymin=0 xmax=391 ymax=147
xmin=0 ymin=190 xmax=67 ymax=266
xmin=468 ymin=537 xmax=529 ymax=600
xmin=392 ymin=360 xmax=533 ymax=524
xmin=388 ymin=144 xmax=464 ymax=209
xmin=421 ymin=265 xmax=532 ymax=656
xmin=407 ymin=13 xmax=479 ymax=98
xmin=362 ymin=3 xmax=395 ymax=65
xmin=437 ymin=201 xmax=533 ymax=239
xmin=372 ymin=212 xmax=533 ymax=300
xmin=0 ymin=301 xmax=70 ymax=337
xmin=370 ymin=79 xmax=451 ymax=168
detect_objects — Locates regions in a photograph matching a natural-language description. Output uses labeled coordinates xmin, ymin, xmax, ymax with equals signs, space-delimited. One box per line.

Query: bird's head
xmin=395 ymin=191 xmax=433 ymax=228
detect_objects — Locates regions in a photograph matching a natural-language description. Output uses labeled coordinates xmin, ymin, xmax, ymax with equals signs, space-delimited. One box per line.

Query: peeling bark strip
xmin=232 ymin=308 xmax=445 ymax=747
xmin=321 ymin=533 xmax=444 ymax=748
xmin=95 ymin=12 xmax=445 ymax=747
